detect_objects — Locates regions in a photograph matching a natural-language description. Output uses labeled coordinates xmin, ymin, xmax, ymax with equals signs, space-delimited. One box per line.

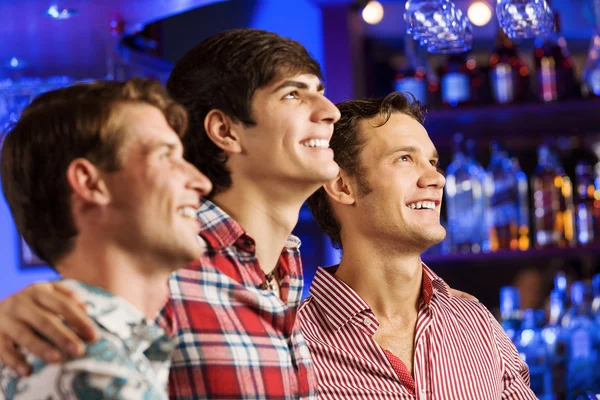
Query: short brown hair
xmin=1 ymin=78 xmax=188 ymax=266
xmin=167 ymin=28 xmax=322 ymax=197
xmin=307 ymin=92 xmax=425 ymax=249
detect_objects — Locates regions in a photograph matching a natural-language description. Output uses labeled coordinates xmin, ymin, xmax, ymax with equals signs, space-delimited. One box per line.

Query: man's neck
xmin=335 ymin=237 xmax=424 ymax=321
xmin=211 ymin=182 xmax=310 ymax=275
xmin=58 ymin=242 xmax=173 ymax=320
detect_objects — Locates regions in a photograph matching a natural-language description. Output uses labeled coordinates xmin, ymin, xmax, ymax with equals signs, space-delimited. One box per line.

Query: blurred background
xmin=3 ymin=0 xmax=600 ymax=396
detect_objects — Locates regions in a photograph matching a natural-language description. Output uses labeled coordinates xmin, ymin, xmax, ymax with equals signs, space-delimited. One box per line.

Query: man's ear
xmin=323 ymin=170 xmax=356 ymax=206
xmin=204 ymin=109 xmax=242 ymax=154
xmin=66 ymin=158 xmax=111 ymax=207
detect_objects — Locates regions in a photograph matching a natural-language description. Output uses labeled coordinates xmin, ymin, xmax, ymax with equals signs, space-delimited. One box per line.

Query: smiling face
xmin=232 ymin=73 xmax=341 ymax=193
xmin=100 ymin=103 xmax=212 ymax=269
xmin=342 ymin=112 xmax=446 ymax=253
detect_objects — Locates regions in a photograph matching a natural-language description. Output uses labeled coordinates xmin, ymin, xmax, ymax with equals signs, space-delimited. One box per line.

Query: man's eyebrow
xmin=384 ymin=146 xmax=439 ymax=160
xmin=146 ymin=141 xmax=180 ymax=154
xmin=271 ymin=80 xmax=326 ymax=93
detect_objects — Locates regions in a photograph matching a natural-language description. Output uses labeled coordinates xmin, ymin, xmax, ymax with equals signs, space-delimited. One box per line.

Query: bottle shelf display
xmin=424 ymin=134 xmax=600 ymax=261
xmin=499 ymin=273 xmax=600 ymax=399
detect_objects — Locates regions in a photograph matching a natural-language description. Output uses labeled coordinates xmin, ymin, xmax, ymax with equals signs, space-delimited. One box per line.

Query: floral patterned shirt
xmin=0 ymin=280 xmax=174 ymax=400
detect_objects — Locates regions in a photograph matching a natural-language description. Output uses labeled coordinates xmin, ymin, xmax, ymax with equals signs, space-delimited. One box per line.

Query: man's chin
xmin=416 ymin=229 xmax=447 ymax=251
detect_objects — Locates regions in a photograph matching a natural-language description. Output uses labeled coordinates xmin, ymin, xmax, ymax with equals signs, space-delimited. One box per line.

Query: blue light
xmin=46 ymin=5 xmax=78 ymax=20
xmin=5 ymin=57 xmax=28 ymax=70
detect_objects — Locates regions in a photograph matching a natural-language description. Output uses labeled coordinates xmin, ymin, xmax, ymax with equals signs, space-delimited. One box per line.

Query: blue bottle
xmin=565 ymin=281 xmax=600 ymax=399
xmin=484 ymin=142 xmax=521 ymax=252
xmin=517 ymin=309 xmax=550 ymax=397
xmin=500 ymin=286 xmax=522 ymax=344
xmin=542 ymin=289 xmax=568 ymax=400
xmin=445 ymin=134 xmax=488 ymax=253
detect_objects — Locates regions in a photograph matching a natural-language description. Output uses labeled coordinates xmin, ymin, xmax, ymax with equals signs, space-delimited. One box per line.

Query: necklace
xmin=261 ymin=270 xmax=278 ymax=291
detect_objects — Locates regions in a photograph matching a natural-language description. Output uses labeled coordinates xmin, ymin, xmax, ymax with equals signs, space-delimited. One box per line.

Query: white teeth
xmin=302 ymin=139 xmax=329 ymax=148
xmin=407 ymin=201 xmax=436 ymax=210
xmin=178 ymin=207 xmax=197 ymax=219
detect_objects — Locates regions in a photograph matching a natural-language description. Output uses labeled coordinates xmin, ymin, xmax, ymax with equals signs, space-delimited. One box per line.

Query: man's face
xmin=345 ymin=112 xmax=446 ymax=252
xmin=100 ymin=103 xmax=212 ymax=269
xmin=233 ymin=73 xmax=341 ymax=192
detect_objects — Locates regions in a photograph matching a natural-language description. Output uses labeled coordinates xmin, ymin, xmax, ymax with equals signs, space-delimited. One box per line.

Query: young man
xmin=299 ymin=92 xmax=537 ymax=399
xmin=0 ymin=79 xmax=211 ymax=398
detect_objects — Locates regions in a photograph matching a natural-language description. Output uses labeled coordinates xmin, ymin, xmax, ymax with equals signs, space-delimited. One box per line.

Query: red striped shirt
xmin=298 ymin=264 xmax=537 ymax=399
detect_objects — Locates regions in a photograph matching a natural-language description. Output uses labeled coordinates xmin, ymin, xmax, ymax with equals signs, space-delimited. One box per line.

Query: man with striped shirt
xmin=300 ymin=92 xmax=537 ymax=399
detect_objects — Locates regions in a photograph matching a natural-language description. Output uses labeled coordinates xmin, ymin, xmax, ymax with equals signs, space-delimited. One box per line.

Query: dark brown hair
xmin=1 ymin=78 xmax=188 ymax=266
xmin=307 ymin=92 xmax=425 ymax=249
xmin=166 ymin=28 xmax=322 ymax=197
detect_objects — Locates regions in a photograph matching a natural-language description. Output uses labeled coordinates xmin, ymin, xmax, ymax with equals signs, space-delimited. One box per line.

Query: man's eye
xmin=283 ymin=91 xmax=299 ymax=100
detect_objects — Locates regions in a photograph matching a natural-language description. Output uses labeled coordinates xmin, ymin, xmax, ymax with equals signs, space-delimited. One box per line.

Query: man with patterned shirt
xmin=0 ymin=29 xmax=340 ymax=399
xmin=0 ymin=79 xmax=212 ymax=398
xmin=300 ymin=92 xmax=537 ymax=399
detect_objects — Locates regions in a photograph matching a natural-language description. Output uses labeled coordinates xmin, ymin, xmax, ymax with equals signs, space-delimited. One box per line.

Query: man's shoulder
xmin=433 ymin=290 xmax=495 ymax=329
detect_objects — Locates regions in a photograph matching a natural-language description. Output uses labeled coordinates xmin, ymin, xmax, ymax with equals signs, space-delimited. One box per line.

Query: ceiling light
xmin=467 ymin=1 xmax=493 ymax=27
xmin=362 ymin=1 xmax=384 ymax=25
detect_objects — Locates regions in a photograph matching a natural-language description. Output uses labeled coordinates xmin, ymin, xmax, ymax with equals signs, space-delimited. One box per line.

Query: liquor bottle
xmin=489 ymin=27 xmax=530 ymax=104
xmin=542 ymin=289 xmax=568 ymax=400
xmin=439 ymin=53 xmax=472 ymax=107
xmin=466 ymin=139 xmax=490 ymax=252
xmin=445 ymin=134 xmax=487 ymax=253
xmin=485 ymin=142 xmax=520 ymax=251
xmin=500 ymin=286 xmax=522 ymax=344
xmin=531 ymin=145 xmax=576 ymax=248
xmin=394 ymin=35 xmax=429 ymax=106
xmin=564 ymin=281 xmax=600 ymax=399
xmin=534 ymin=12 xmax=576 ymax=102
xmin=574 ymin=161 xmax=600 ymax=245
xmin=582 ymin=0 xmax=600 ymax=97
xmin=517 ymin=309 xmax=549 ymax=397
xmin=512 ymin=157 xmax=531 ymax=251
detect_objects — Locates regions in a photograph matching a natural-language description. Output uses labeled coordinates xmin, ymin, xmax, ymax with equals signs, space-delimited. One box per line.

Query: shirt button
xmin=420 ymin=388 xmax=426 ymax=400
xmin=362 ymin=317 xmax=372 ymax=326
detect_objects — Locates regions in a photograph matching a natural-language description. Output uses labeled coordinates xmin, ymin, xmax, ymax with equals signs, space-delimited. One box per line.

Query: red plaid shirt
xmin=158 ymin=199 xmax=317 ymax=399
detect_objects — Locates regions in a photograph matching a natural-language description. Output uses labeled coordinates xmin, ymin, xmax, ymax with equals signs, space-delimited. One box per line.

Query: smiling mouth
xmin=177 ymin=206 xmax=197 ymax=219
xmin=300 ymin=139 xmax=330 ymax=149
xmin=406 ymin=201 xmax=438 ymax=210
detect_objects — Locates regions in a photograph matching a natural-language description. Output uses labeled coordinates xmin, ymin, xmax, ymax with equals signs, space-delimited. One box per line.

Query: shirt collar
xmin=309 ymin=265 xmax=372 ymax=332
xmin=196 ymin=198 xmax=301 ymax=252
xmin=309 ymin=262 xmax=449 ymax=332
xmin=60 ymin=280 xmax=169 ymax=349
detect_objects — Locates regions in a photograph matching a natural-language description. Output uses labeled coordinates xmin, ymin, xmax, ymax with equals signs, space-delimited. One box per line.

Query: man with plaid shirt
xmin=0 ymin=29 xmax=340 ymax=399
